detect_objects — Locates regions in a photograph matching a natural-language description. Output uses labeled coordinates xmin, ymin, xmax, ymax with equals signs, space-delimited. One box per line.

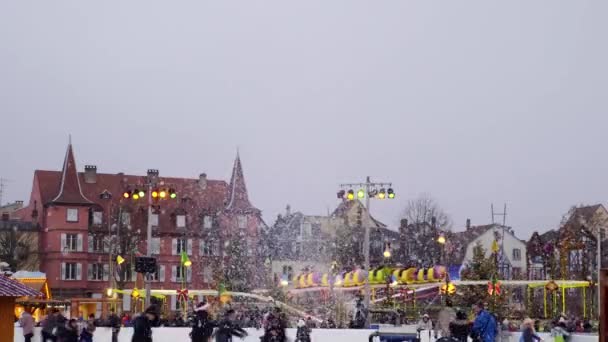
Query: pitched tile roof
xmin=225 ymin=153 xmax=259 ymax=214
xmin=50 ymin=144 xmax=93 ymax=205
xmin=0 ymin=275 xmax=42 ymax=297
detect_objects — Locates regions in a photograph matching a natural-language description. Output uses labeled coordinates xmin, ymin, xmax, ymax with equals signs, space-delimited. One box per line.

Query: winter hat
xmin=297 ymin=319 xmax=306 ymax=328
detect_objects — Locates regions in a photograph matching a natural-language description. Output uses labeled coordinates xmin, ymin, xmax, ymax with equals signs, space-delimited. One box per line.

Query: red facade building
xmin=16 ymin=142 xmax=264 ymax=308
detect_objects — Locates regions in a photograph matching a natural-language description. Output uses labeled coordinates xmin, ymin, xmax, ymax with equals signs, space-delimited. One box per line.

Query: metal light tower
xmin=338 ymin=176 xmax=394 ymax=327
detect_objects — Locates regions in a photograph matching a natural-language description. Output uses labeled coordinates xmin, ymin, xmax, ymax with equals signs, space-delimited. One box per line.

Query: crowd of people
xmin=19 ymin=298 xmax=598 ymax=342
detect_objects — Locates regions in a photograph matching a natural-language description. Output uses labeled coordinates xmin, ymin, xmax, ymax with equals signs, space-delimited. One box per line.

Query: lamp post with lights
xmin=337 ymin=176 xmax=395 ymax=327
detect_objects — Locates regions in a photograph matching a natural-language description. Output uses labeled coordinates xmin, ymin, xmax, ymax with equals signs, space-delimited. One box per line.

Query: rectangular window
xmin=66 ymin=234 xmax=78 ymax=251
xmin=89 ymin=263 xmax=104 ymax=281
xmin=301 ymin=223 xmax=312 ymax=238
xmin=92 ymin=211 xmax=103 ymax=225
xmin=203 ymin=216 xmax=213 ymax=229
xmin=201 ymin=241 xmax=212 ymax=256
xmin=92 ymin=236 xmax=104 ymax=252
xmin=67 ymin=208 xmax=78 ymax=222
xmin=151 ymin=214 xmax=159 ymax=227
xmin=176 ymin=238 xmax=186 ymax=254
xmin=512 ymin=248 xmax=521 ymax=261
xmin=121 ymin=265 xmax=134 ymax=282
xmin=65 ymin=263 xmax=77 ymax=280
xmin=203 ymin=267 xmax=213 ymax=283
xmin=176 ymin=215 xmax=186 ymax=228
xmin=151 ymin=238 xmax=161 ymax=255
xmin=121 ymin=212 xmax=131 ymax=226
xmin=237 ymin=216 xmax=247 ymax=229
xmin=176 ymin=266 xmax=185 ymax=282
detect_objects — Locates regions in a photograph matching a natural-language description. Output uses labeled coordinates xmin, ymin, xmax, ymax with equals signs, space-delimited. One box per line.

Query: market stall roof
xmin=11 ymin=271 xmax=51 ymax=298
xmin=0 ymin=275 xmax=41 ymax=297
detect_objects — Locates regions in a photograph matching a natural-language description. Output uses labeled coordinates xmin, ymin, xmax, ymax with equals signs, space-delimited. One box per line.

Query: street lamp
xmin=337 ymin=176 xmax=394 ymax=327
xmin=437 ymin=232 xmax=450 ymax=305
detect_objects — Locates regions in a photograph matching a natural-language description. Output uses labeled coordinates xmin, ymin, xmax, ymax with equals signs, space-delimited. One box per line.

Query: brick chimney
xmin=198 ymin=173 xmax=207 ymax=190
xmin=466 ymin=218 xmax=471 ymax=230
xmin=84 ymin=165 xmax=97 ymax=183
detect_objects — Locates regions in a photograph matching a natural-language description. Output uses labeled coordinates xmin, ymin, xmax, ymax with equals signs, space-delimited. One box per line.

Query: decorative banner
xmin=177 ymin=288 xmax=189 ymax=302
xmin=132 ymin=288 xmax=140 ymax=298
xmin=545 ymin=280 xmax=559 ymax=293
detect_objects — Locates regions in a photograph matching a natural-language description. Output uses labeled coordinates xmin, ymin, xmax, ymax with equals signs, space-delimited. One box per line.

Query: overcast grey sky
xmin=1 ymin=1 xmax=607 ymax=238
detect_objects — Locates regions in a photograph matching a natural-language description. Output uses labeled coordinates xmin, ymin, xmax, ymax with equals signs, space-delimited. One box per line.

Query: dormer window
xmin=92 ymin=211 xmax=103 ymax=225
xmin=67 ymin=208 xmax=78 ymax=222
xmin=237 ymin=215 xmax=247 ymax=229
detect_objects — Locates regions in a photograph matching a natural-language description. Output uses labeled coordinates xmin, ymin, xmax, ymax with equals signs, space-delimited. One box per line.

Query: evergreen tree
xmin=458 ymin=242 xmax=509 ymax=317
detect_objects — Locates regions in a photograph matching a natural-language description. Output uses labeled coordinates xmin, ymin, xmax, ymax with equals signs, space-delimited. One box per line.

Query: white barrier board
xmin=13 ymin=327 xmax=599 ymax=342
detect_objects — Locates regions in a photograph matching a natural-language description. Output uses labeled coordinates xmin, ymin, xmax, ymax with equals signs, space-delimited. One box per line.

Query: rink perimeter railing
xmin=13 ymin=327 xmax=599 ymax=342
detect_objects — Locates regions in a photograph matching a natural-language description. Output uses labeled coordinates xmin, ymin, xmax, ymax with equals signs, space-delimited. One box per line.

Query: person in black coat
xmin=190 ymin=302 xmax=217 ymax=342
xmin=449 ymin=311 xmax=471 ymax=342
xmin=215 ymin=309 xmax=247 ymax=342
xmin=108 ymin=309 xmax=121 ymax=342
xmin=61 ymin=319 xmax=79 ymax=342
xmin=261 ymin=307 xmax=288 ymax=342
xmin=295 ymin=319 xmax=311 ymax=342
xmin=132 ymin=306 xmax=158 ymax=342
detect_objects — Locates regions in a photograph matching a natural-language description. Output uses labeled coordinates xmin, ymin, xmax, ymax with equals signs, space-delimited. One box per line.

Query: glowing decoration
xmin=152 ymin=191 xmax=159 ymax=198
xmin=116 ymin=255 xmax=125 ymax=265
xmin=387 ymin=188 xmax=395 ymax=199
xmin=106 ymin=288 xmax=113 ymax=297
xmin=357 ymin=189 xmax=365 ymax=199
xmin=346 ymin=190 xmax=355 ymax=201
xmin=280 ymin=275 xmax=289 ymax=287
xmin=138 ymin=190 xmax=145 ymax=198
xmin=169 ymin=188 xmax=177 ymax=199
xmin=123 ymin=191 xmax=130 ymax=199
xmin=378 ymin=188 xmax=386 ymax=199
xmin=159 ymin=190 xmax=167 ymax=199
xmin=383 ymin=249 xmax=391 ymax=258
xmin=131 ymin=288 xmax=140 ymax=298
xmin=437 ymin=233 xmax=446 ymax=245
xmin=132 ymin=193 xmax=140 ymax=200
xmin=181 ymin=251 xmax=192 ymax=267
xmin=440 ymin=282 xmax=456 ymax=295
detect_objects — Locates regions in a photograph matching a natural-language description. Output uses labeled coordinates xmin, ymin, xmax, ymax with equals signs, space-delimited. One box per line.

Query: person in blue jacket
xmin=470 ymin=302 xmax=496 ymax=342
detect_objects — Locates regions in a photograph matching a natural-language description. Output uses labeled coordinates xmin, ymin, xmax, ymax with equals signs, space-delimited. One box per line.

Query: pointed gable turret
xmin=50 ymin=142 xmax=92 ymax=205
xmin=225 ymin=152 xmax=259 ymax=214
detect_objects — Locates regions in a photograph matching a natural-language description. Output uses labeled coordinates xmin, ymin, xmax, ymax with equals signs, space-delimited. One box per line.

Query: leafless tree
xmin=0 ymin=227 xmax=38 ymax=272
xmin=402 ymin=194 xmax=452 ymax=230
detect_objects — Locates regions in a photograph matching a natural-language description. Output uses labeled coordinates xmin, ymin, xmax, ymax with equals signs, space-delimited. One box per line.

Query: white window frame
xmin=121 ymin=212 xmax=131 ymax=226
xmin=203 ymin=216 xmax=213 ymax=229
xmin=176 ymin=238 xmax=186 ymax=254
xmin=237 ymin=215 xmax=247 ymax=229
xmin=92 ymin=211 xmax=103 ymax=225
xmin=64 ymin=263 xmax=78 ymax=280
xmin=89 ymin=263 xmax=105 ymax=281
xmin=201 ymin=241 xmax=212 ymax=256
xmin=176 ymin=215 xmax=186 ymax=228
xmin=513 ymin=248 xmax=521 ymax=261
xmin=65 ymin=234 xmax=78 ymax=251
xmin=150 ymin=214 xmax=159 ymax=227
xmin=67 ymin=208 xmax=79 ymax=222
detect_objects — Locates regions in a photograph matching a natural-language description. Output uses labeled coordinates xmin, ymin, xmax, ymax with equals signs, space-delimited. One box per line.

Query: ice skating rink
xmin=13 ymin=327 xmax=599 ymax=342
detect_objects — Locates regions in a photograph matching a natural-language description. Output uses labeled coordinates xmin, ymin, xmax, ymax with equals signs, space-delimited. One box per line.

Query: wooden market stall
xmin=12 ymin=271 xmax=54 ymax=321
xmin=0 ymin=275 xmax=41 ymax=342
